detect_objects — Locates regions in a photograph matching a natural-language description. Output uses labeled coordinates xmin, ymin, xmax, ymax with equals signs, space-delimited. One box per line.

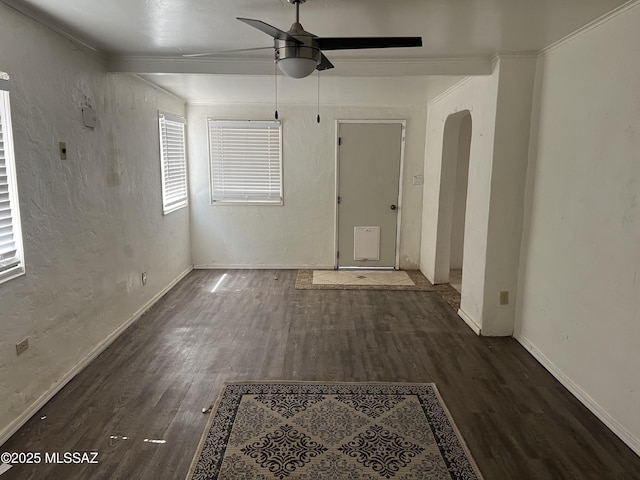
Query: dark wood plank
xmin=2 ymin=270 xmax=639 ymax=479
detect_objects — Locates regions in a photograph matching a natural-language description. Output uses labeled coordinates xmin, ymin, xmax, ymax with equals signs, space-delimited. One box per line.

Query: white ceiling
xmin=5 ymin=0 xmax=628 ymax=57
xmin=3 ymin=0 xmax=630 ymax=101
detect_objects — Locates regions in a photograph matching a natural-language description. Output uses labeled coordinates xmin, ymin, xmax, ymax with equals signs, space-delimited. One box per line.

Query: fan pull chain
xmin=274 ymin=61 xmax=279 ymax=120
xmin=316 ymin=70 xmax=321 ymax=124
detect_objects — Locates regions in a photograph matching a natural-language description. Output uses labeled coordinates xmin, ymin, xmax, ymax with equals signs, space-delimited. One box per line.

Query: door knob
xmin=390 ymin=204 xmax=397 ymax=210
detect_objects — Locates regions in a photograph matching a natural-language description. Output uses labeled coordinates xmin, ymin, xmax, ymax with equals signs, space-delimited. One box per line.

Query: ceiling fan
xmin=186 ymin=0 xmax=423 ymax=79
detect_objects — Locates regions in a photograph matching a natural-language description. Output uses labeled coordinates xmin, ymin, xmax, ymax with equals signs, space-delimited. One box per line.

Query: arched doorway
xmin=433 ymin=110 xmax=472 ymax=292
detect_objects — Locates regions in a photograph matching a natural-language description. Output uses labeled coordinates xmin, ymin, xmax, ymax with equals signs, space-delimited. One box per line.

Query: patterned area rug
xmin=295 ymin=270 xmax=461 ymax=311
xmin=187 ymin=382 xmax=483 ymax=480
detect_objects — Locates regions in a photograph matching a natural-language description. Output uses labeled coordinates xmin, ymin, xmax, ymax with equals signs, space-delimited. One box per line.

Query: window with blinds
xmin=0 ymin=73 xmax=25 ymax=284
xmin=208 ymin=120 xmax=282 ymax=205
xmin=159 ymin=112 xmax=188 ymax=215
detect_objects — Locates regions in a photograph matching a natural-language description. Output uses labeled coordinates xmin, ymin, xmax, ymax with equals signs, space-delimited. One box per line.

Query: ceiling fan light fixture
xmin=233 ymin=0 xmax=422 ymax=78
xmin=277 ymin=57 xmax=318 ymax=78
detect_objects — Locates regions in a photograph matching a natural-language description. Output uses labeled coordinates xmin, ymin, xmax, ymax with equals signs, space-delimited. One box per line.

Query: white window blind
xmin=209 ymin=120 xmax=282 ymax=204
xmin=0 ymin=73 xmax=25 ymax=284
xmin=159 ymin=112 xmax=188 ymax=215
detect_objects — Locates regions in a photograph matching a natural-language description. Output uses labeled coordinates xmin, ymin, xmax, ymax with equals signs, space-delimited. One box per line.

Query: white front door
xmin=337 ymin=122 xmax=403 ymax=268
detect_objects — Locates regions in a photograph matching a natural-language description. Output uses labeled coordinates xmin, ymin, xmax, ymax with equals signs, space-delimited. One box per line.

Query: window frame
xmin=207 ymin=119 xmax=283 ymax=206
xmin=0 ymin=73 xmax=25 ymax=285
xmin=158 ymin=111 xmax=188 ymax=215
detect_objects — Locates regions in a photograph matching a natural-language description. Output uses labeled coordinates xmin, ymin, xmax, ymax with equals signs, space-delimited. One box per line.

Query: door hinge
xmin=337 ymin=251 xmax=340 ymax=259
xmin=338 ymin=137 xmax=342 ymax=146
xmin=337 ymin=196 xmax=341 ymax=204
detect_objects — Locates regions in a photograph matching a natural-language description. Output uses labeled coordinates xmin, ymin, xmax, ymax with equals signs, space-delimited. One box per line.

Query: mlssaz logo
xmin=44 ymin=452 xmax=99 ymax=464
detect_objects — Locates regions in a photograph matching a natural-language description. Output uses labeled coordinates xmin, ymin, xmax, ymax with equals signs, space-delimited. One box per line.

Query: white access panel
xmin=353 ymin=226 xmax=380 ymax=261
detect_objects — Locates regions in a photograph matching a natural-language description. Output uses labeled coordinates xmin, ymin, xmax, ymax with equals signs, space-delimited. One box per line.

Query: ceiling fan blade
xmin=183 ymin=46 xmax=274 ymax=58
xmin=237 ymin=17 xmax=302 ymax=43
xmin=315 ymin=37 xmax=422 ymax=51
xmin=317 ymin=54 xmax=335 ymax=71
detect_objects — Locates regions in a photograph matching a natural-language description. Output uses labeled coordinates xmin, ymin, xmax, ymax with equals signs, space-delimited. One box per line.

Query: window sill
xmin=210 ymin=200 xmax=284 ymax=206
xmin=163 ymin=202 xmax=188 ymax=215
xmin=0 ymin=265 xmax=25 ymax=286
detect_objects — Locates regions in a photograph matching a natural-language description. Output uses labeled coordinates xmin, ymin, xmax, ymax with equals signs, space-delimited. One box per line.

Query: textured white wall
xmin=450 ymin=114 xmax=472 ymax=270
xmin=421 ymin=57 xmax=536 ymax=336
xmin=430 ymin=110 xmax=471 ymax=282
xmin=421 ymin=74 xmax=499 ymax=331
xmin=515 ymin=3 xmax=640 ymax=454
xmin=0 ymin=4 xmax=190 ymax=440
xmin=188 ymin=103 xmax=427 ymax=269
xmin=481 ymin=56 xmax=537 ymax=335
xmin=140 ymin=74 xmax=463 ymax=107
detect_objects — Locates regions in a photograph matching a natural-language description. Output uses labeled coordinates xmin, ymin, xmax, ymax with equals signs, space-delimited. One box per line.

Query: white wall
xmin=481 ymin=57 xmax=537 ymax=335
xmin=141 ymin=74 xmax=463 ymax=107
xmin=450 ymin=114 xmax=471 ymax=270
xmin=0 ymin=4 xmax=191 ymax=442
xmin=430 ymin=110 xmax=471 ymax=281
xmin=188 ymin=92 xmax=428 ymax=269
xmin=421 ymin=56 xmax=536 ymax=336
xmin=421 ymin=73 xmax=499 ymax=332
xmin=515 ymin=3 xmax=640 ymax=455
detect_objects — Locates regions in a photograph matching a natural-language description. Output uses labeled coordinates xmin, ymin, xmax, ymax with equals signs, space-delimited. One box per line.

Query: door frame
xmin=334 ymin=119 xmax=407 ymax=270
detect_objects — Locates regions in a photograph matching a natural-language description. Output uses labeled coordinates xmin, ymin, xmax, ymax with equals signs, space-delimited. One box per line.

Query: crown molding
xmin=426 ymin=77 xmax=474 ymax=106
xmin=2 ymin=0 xmax=101 ymax=55
xmin=426 ymin=51 xmax=538 ymax=106
xmin=492 ymin=52 xmax=538 ymax=60
xmin=132 ymin=75 xmax=185 ymax=103
xmin=107 ymin=55 xmax=493 ymax=77
xmin=540 ymin=0 xmax=640 ymax=55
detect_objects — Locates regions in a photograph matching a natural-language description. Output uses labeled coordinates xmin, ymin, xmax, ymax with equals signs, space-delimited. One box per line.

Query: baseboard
xmin=457 ymin=308 xmax=482 ymax=335
xmin=193 ymin=264 xmax=335 ymax=270
xmin=515 ymin=333 xmax=640 ymax=457
xmin=419 ymin=266 xmax=436 ymax=285
xmin=0 ymin=265 xmax=194 ymax=447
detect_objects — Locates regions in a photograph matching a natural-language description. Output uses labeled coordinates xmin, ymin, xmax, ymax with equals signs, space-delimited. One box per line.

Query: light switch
xmin=59 ymin=142 xmax=67 ymax=160
xmin=413 ymin=175 xmax=424 ymax=185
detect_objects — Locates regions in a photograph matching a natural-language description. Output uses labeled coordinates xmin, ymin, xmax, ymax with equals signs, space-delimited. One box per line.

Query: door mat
xmin=295 ymin=270 xmax=461 ymax=311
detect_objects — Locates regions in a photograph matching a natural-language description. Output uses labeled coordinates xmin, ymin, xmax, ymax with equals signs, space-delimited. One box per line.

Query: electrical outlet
xmin=499 ymin=291 xmax=509 ymax=305
xmin=141 ymin=272 xmax=147 ymax=286
xmin=16 ymin=337 xmax=29 ymax=356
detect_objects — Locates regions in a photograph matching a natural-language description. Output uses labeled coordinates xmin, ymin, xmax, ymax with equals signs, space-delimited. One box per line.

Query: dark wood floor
xmin=3 ymin=270 xmax=639 ymax=479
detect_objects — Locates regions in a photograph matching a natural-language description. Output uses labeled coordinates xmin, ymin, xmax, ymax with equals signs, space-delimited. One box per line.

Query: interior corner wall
xmin=187 ymin=102 xmax=427 ymax=269
xmin=421 ymin=73 xmax=500 ymax=331
xmin=515 ymin=3 xmax=640 ymax=454
xmin=0 ymin=4 xmax=191 ymax=443
xmin=481 ymin=56 xmax=537 ymax=335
